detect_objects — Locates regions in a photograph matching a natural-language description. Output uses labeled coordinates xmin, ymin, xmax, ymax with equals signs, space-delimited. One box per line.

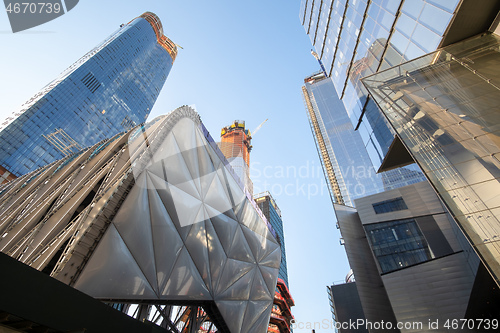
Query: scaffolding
xmin=42 ymin=128 xmax=83 ymax=156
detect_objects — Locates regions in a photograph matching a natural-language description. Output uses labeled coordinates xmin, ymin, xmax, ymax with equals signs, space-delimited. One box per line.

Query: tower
xmin=302 ymin=73 xmax=426 ymax=207
xmin=254 ymin=192 xmax=295 ymax=333
xmin=218 ymin=120 xmax=295 ymax=333
xmin=0 ymin=12 xmax=177 ymax=180
xmin=219 ymin=120 xmax=253 ymax=194
xmin=300 ymin=0 xmax=500 ymax=329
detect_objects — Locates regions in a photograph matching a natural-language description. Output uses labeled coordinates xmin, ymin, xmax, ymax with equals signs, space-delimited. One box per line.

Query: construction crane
xmin=311 ymin=49 xmax=328 ymax=77
xmin=246 ymin=119 xmax=268 ymax=152
xmin=250 ymin=119 xmax=268 ymax=139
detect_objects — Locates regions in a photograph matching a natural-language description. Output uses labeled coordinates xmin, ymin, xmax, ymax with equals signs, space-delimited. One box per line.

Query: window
xmin=372 ymin=196 xmax=408 ymax=214
xmin=365 ymin=219 xmax=433 ymax=273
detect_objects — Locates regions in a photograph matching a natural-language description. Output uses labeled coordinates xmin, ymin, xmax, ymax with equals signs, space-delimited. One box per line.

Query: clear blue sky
xmin=0 ymin=1 xmax=350 ymax=331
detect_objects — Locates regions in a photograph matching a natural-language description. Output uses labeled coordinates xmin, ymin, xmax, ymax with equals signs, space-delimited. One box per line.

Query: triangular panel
xmin=216 ymin=258 xmax=255 ymax=296
xmin=246 ymin=304 xmax=274 ymax=333
xmin=199 ymin=170 xmax=217 ymax=202
xmin=203 ymin=171 xmax=234 ymax=214
xmin=112 ymin=173 xmax=158 ymax=294
xmin=148 ymin=172 xmax=192 ymax=240
xmin=161 ymin=132 xmax=198 ymax=190
xmin=215 ymin=300 xmax=247 ymax=333
xmin=208 ymin=206 xmax=239 ymax=254
xmin=144 ymin=160 xmax=166 ymax=181
xmin=215 ymin=266 xmax=255 ymax=301
xmin=171 ymin=118 xmax=198 ymax=154
xmin=228 ymin=225 xmax=256 ymax=263
xmin=167 ymin=183 xmax=203 ymax=229
xmin=148 ymin=182 xmax=185 ymax=293
xmin=259 ymin=246 xmax=281 ymax=269
xmin=205 ymin=219 xmax=228 ymax=292
xmin=161 ymin=246 xmax=211 ymax=300
xmin=241 ymin=225 xmax=280 ymax=263
xmin=195 ymin=130 xmax=218 ymax=179
xmin=151 ymin=131 xmax=178 ymax=162
xmin=179 ymin=141 xmax=201 ymax=185
xmin=220 ymin=166 xmax=246 ymax=208
xmin=241 ymin=301 xmax=272 ymax=333
xmin=250 ymin=266 xmax=272 ymax=301
xmin=74 ymin=224 xmax=157 ymax=299
xmin=183 ymin=214 xmax=212 ymax=294
xmin=258 ymin=265 xmax=280 ymax=299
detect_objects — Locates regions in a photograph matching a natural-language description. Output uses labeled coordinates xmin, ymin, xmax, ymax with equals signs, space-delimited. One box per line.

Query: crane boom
xmin=251 ymin=119 xmax=268 ymax=137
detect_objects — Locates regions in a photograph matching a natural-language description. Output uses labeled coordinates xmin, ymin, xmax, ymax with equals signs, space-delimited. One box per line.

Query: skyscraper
xmin=299 ymin=0 xmax=499 ymax=181
xmin=255 ymin=192 xmax=289 ymax=287
xmin=0 ymin=12 xmax=177 ymax=179
xmin=219 ymin=120 xmax=254 ymax=195
xmin=300 ymin=1 xmax=500 ymax=329
xmin=254 ymin=192 xmax=294 ymax=333
xmin=301 ymin=0 xmax=500 ymax=287
xmin=218 ymin=121 xmax=294 ymax=333
xmin=302 ymin=73 xmax=425 ymax=206
xmin=362 ymin=31 xmax=500 ymax=287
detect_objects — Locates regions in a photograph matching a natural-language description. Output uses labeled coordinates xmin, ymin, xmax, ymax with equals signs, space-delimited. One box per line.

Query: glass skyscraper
xmin=254 ymin=191 xmax=294 ymax=333
xmin=255 ymin=191 xmax=289 ymax=287
xmin=0 ymin=12 xmax=177 ymax=178
xmin=302 ymin=73 xmax=425 ymax=206
xmin=300 ymin=0 xmax=500 ymax=324
xmin=299 ymin=0 xmax=497 ymax=175
xmin=363 ymin=31 xmax=500 ymax=287
xmin=299 ymin=0 xmax=500 ymax=206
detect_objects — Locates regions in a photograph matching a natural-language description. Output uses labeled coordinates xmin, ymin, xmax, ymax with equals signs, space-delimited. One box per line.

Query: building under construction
xmin=218 ymin=120 xmax=295 ymax=333
xmin=219 ymin=120 xmax=253 ymax=195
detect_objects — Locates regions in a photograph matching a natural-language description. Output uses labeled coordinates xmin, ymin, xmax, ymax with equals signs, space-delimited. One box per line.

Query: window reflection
xmin=365 ymin=219 xmax=433 ymax=273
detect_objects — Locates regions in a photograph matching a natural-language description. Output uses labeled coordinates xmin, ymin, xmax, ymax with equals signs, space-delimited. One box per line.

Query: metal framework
xmin=42 ymin=128 xmax=83 ymax=156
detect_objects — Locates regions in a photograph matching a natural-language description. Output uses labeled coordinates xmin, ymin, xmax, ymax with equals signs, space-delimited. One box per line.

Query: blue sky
xmin=0 ymin=1 xmax=350 ymax=331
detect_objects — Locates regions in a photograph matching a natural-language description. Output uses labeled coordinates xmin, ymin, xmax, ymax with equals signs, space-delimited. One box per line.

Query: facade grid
xmin=0 ymin=12 xmax=176 ymax=178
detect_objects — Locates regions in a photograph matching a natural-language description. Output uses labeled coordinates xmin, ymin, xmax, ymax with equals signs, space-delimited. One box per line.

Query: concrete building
xmin=334 ymin=181 xmax=499 ymax=332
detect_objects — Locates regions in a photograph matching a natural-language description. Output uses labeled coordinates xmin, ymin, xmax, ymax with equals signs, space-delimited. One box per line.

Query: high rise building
xmin=255 ymin=192 xmax=289 ymax=287
xmin=219 ymin=120 xmax=254 ymax=195
xmin=218 ymin=122 xmax=294 ymax=333
xmin=300 ymin=1 xmax=500 ymax=329
xmin=0 ymin=106 xmax=281 ymax=333
xmin=254 ymin=192 xmax=294 ymax=333
xmin=362 ymin=30 xmax=500 ymax=287
xmin=302 ymin=72 xmax=425 ymax=206
xmin=299 ymin=0 xmax=500 ymax=181
xmin=0 ymin=12 xmax=177 ymax=180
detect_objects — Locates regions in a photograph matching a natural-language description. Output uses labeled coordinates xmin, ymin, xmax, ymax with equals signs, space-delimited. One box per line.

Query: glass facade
xmin=362 ymin=32 xmax=500 ymax=285
xmin=0 ymin=12 xmax=176 ymax=177
xmin=300 ymin=0 xmax=462 ymax=171
xmin=255 ymin=192 xmax=289 ymax=288
xmin=303 ymin=74 xmax=426 ymax=206
xmin=365 ymin=219 xmax=433 ymax=273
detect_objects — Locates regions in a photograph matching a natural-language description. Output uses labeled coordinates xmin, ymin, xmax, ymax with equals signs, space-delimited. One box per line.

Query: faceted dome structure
xmin=0 ymin=106 xmax=281 ymax=333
